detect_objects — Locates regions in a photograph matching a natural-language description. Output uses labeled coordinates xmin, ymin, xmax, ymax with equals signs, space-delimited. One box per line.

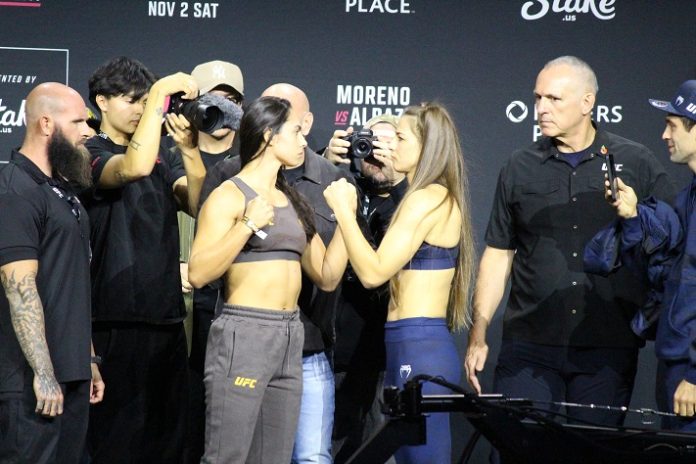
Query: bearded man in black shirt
xmin=0 ymin=82 xmax=103 ymax=463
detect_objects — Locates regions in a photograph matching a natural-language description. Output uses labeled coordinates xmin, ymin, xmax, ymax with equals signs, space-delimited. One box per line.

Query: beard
xmin=359 ymin=157 xmax=391 ymax=193
xmin=48 ymin=129 xmax=92 ymax=189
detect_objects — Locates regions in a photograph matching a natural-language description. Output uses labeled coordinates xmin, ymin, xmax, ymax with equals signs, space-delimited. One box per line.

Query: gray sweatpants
xmin=202 ymin=304 xmax=304 ymax=464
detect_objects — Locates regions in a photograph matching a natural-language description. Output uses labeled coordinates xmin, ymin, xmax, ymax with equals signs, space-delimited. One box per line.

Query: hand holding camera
xmin=164 ymin=113 xmax=196 ymax=150
xmin=152 ymin=72 xmax=227 ymax=135
xmin=152 ymin=72 xmax=199 ymax=103
xmin=370 ymin=139 xmax=405 ymax=186
xmin=341 ymin=128 xmax=377 ymax=159
xmin=325 ymin=127 xmax=354 ymax=164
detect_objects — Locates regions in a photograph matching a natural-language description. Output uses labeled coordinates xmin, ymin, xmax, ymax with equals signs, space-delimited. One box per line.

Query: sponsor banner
xmin=520 ymin=0 xmax=616 ymax=22
xmin=344 ymin=0 xmax=414 ymax=14
xmin=505 ymin=98 xmax=622 ymax=141
xmin=0 ymin=47 xmax=69 ymax=160
xmin=334 ymin=83 xmax=411 ymax=128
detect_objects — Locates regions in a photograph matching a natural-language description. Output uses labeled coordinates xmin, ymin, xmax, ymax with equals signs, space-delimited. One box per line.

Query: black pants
xmin=493 ymin=340 xmax=638 ymax=425
xmin=88 ymin=322 xmax=189 ymax=464
xmin=0 ymin=372 xmax=90 ymax=464
xmin=333 ymin=368 xmax=388 ymax=464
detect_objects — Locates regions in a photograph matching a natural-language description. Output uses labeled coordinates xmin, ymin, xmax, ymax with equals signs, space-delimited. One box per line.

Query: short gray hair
xmin=543 ymin=56 xmax=599 ymax=94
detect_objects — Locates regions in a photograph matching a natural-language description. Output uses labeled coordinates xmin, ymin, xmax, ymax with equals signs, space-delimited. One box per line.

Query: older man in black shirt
xmin=0 ymin=82 xmax=103 ymax=463
xmin=465 ymin=56 xmax=674 ymax=428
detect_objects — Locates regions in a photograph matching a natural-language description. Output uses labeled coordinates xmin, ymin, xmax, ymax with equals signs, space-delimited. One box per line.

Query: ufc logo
xmin=234 ymin=376 xmax=257 ymax=388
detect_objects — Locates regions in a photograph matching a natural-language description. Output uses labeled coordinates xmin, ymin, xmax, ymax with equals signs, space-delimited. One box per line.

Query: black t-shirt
xmin=192 ymin=146 xmax=237 ymax=314
xmin=81 ymin=134 xmax=186 ymax=323
xmin=0 ymin=151 xmax=92 ymax=391
xmin=485 ymin=127 xmax=675 ymax=348
xmin=200 ymin=149 xmax=235 ymax=171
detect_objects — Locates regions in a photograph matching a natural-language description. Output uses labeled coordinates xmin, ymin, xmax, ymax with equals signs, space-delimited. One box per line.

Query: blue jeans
xmin=292 ymin=351 xmax=335 ymax=463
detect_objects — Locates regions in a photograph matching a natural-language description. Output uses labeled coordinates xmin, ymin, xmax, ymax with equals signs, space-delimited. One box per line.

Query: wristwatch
xmin=91 ymin=355 xmax=102 ymax=366
xmin=241 ymin=216 xmax=268 ymax=240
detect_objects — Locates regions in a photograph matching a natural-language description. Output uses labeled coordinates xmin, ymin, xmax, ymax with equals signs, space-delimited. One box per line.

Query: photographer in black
xmin=82 ymin=56 xmax=205 ymax=463
xmin=324 ymin=114 xmax=407 ymax=463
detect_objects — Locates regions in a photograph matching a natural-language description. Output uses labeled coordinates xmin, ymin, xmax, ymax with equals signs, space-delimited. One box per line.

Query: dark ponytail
xmin=239 ymin=96 xmax=316 ymax=241
xmin=276 ymin=173 xmax=315 ymax=242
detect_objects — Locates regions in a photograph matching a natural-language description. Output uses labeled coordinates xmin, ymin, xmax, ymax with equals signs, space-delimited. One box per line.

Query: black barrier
xmin=346 ymin=380 xmax=696 ymax=464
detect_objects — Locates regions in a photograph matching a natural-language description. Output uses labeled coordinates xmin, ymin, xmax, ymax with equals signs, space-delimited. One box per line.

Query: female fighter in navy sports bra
xmin=324 ymin=102 xmax=475 ymax=464
xmin=187 ymin=96 xmax=349 ymax=464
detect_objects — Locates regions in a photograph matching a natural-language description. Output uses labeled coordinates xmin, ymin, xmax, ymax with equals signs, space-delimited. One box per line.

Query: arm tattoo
xmin=116 ymin=171 xmax=129 ymax=185
xmin=1 ymin=268 xmax=56 ymax=378
xmin=129 ymin=139 xmax=142 ymax=150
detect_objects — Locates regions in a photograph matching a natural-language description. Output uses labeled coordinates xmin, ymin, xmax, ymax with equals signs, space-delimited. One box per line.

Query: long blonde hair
xmin=389 ymin=102 xmax=475 ymax=331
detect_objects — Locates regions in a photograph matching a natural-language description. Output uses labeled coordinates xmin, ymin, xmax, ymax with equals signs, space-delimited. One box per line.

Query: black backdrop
xmin=2 ymin=0 xmax=696 ymax=460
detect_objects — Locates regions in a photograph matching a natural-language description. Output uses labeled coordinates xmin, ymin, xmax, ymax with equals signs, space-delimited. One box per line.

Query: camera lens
xmin=180 ymin=101 xmax=224 ymax=134
xmin=166 ymin=92 xmax=224 ymax=134
xmin=353 ymin=138 xmax=372 ymax=158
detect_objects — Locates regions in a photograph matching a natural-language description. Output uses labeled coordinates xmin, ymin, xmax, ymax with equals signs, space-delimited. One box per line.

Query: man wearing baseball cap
xmin=608 ymin=80 xmax=696 ymax=431
xmin=180 ymin=59 xmax=245 ymax=463
xmin=187 ymin=60 xmax=244 ymax=212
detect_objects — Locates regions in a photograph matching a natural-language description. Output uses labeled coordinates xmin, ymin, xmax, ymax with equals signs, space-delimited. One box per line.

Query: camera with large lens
xmin=341 ymin=128 xmax=377 ymax=159
xmin=166 ymin=92 xmax=224 ymax=134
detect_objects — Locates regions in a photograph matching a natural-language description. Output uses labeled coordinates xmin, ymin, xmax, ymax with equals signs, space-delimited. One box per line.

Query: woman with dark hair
xmin=324 ymin=102 xmax=475 ymax=464
xmin=188 ymin=96 xmax=348 ymax=464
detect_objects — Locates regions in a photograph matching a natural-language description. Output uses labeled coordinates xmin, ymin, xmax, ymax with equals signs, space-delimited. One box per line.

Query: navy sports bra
xmin=403 ymin=242 xmax=459 ymax=270
xmin=230 ymin=177 xmax=307 ymax=263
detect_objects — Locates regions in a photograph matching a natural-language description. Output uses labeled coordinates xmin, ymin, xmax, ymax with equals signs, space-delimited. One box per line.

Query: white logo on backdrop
xmin=506 ymin=101 xmax=529 ymax=123
xmin=521 ymin=0 xmax=616 ymax=21
xmin=148 ymin=1 xmax=220 ymax=19
xmin=0 ymin=99 xmax=26 ymax=133
xmin=334 ymin=84 xmax=410 ymax=127
xmin=345 ymin=0 xmax=414 ymax=14
xmin=506 ymin=98 xmax=622 ymax=141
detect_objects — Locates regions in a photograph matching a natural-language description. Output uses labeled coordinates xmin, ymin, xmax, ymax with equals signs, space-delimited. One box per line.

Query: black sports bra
xmin=230 ymin=177 xmax=307 ymax=263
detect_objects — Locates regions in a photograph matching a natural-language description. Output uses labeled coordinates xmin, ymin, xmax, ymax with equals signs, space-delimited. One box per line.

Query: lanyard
xmin=47 ymin=181 xmax=82 ymax=223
